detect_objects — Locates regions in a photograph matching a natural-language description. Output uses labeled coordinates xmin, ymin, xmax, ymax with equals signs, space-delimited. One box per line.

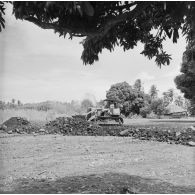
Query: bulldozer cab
xmin=103 ymin=99 xmax=121 ymax=116
xmin=103 ymin=99 xmax=119 ymax=108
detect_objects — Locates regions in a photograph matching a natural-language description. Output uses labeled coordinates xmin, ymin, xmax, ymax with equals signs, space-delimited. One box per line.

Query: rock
xmin=187 ymin=141 xmax=195 ymax=146
xmin=176 ymin=132 xmax=181 ymax=137
xmin=39 ymin=128 xmax=46 ymax=132
xmin=189 ymin=126 xmax=195 ymax=131
xmin=119 ymin=129 xmax=130 ymax=136
xmin=120 ymin=187 xmax=137 ymax=194
xmin=15 ymin=128 xmax=20 ymax=133
xmin=0 ymin=124 xmax=7 ymax=130
xmin=7 ymin=130 xmax=12 ymax=134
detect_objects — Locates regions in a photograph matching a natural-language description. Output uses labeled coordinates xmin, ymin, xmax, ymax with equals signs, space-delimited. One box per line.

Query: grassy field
xmin=124 ymin=118 xmax=195 ymax=131
xmin=0 ymin=111 xmax=195 ymax=193
xmin=0 ymin=109 xmax=68 ymax=124
xmin=0 ymin=135 xmax=194 ymax=193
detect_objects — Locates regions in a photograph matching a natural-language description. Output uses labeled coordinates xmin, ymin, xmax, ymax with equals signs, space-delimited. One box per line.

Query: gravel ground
xmin=0 ymin=134 xmax=195 ymax=193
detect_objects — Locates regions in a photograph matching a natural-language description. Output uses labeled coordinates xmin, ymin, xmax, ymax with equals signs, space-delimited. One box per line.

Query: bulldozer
xmin=85 ymin=99 xmax=124 ymax=125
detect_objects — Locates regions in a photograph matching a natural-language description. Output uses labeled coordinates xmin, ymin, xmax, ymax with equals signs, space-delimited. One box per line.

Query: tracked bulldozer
xmin=86 ymin=99 xmax=124 ymax=125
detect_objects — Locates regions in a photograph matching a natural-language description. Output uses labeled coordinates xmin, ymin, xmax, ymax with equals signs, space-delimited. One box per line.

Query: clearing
xmin=124 ymin=118 xmax=195 ymax=129
xmin=0 ymin=134 xmax=195 ymax=193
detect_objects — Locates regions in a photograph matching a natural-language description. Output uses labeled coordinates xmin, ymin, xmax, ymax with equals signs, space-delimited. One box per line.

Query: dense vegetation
xmin=175 ymin=40 xmax=195 ymax=115
xmin=106 ymin=80 xmax=191 ymax=117
xmin=1 ymin=79 xmax=191 ymax=118
xmin=0 ymin=99 xmax=94 ymax=115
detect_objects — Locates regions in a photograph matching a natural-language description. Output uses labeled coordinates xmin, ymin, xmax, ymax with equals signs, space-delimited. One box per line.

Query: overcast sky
xmin=0 ymin=4 xmax=187 ymax=103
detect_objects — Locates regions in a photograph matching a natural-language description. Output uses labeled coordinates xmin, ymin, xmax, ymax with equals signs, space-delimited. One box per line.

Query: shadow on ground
xmin=1 ymin=172 xmax=195 ymax=194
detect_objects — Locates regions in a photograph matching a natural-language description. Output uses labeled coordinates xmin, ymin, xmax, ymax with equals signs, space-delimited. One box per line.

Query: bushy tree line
xmin=0 ymin=99 xmax=23 ymax=110
xmin=0 ymin=99 xmax=94 ymax=115
xmin=1 ymin=87 xmax=192 ymax=117
xmin=106 ymin=80 xmax=190 ymax=118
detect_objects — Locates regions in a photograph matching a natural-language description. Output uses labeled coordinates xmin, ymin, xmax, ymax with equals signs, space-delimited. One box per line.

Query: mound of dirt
xmin=0 ymin=117 xmax=39 ymax=134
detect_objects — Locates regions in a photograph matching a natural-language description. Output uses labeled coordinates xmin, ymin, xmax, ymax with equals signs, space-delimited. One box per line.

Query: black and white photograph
xmin=0 ymin=1 xmax=195 ymax=194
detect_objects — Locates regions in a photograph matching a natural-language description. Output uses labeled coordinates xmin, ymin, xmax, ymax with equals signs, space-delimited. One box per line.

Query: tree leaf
xmin=83 ymin=2 xmax=94 ymax=16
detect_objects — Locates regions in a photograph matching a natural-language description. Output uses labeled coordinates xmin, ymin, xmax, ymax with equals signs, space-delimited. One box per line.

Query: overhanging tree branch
xmin=24 ymin=16 xmax=87 ymax=37
xmin=24 ymin=2 xmax=144 ymax=40
xmin=1 ymin=1 xmax=195 ymax=66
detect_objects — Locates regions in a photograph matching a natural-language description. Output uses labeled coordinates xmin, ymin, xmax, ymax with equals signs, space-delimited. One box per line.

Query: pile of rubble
xmin=45 ymin=115 xmax=127 ymax=136
xmin=1 ymin=116 xmax=194 ymax=146
xmin=119 ymin=127 xmax=195 ymax=146
xmin=0 ymin=117 xmax=39 ymax=134
xmin=45 ymin=116 xmax=101 ymax=135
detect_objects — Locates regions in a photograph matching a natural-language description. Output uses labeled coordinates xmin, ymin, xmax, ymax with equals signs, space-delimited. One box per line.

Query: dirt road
xmin=124 ymin=118 xmax=195 ymax=128
xmin=0 ymin=134 xmax=195 ymax=193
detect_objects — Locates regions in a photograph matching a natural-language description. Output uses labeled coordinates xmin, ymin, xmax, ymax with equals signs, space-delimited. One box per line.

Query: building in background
xmin=164 ymin=103 xmax=188 ymax=118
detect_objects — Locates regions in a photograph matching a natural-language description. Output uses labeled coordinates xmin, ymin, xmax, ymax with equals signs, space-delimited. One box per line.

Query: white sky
xmin=0 ymin=4 xmax=187 ymax=103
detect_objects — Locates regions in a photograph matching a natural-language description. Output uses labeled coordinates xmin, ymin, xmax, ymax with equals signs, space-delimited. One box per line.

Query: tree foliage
xmin=106 ymin=81 xmax=191 ymax=117
xmin=162 ymin=88 xmax=175 ymax=106
xmin=0 ymin=1 xmax=5 ymax=32
xmin=150 ymin=98 xmax=166 ymax=116
xmin=140 ymin=105 xmax=151 ymax=118
xmin=1 ymin=1 xmax=195 ymax=66
xmin=174 ymin=95 xmax=184 ymax=107
xmin=133 ymin=79 xmax=142 ymax=92
xmin=175 ymin=40 xmax=195 ymax=100
xmin=175 ymin=39 xmax=195 ymax=113
xmin=106 ymin=81 xmax=144 ymax=116
xmin=149 ymin=85 xmax=158 ymax=100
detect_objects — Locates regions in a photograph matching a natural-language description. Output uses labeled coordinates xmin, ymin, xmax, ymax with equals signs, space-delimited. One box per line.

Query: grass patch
xmin=0 ymin=109 xmax=69 ymax=124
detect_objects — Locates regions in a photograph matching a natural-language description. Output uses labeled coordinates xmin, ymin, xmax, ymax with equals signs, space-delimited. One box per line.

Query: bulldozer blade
xmin=98 ymin=123 xmax=121 ymax=126
xmin=96 ymin=121 xmax=121 ymax=126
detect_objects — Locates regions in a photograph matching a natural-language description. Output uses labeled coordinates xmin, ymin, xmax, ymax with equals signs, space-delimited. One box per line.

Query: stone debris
xmin=187 ymin=141 xmax=195 ymax=146
xmin=45 ymin=115 xmax=127 ymax=136
xmin=46 ymin=116 xmax=102 ymax=136
xmin=119 ymin=127 xmax=195 ymax=146
xmin=189 ymin=126 xmax=195 ymax=131
xmin=1 ymin=116 xmax=195 ymax=146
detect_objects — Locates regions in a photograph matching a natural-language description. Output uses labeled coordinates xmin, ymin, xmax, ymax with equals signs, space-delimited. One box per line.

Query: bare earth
xmin=124 ymin=118 xmax=195 ymax=130
xmin=0 ymin=133 xmax=195 ymax=193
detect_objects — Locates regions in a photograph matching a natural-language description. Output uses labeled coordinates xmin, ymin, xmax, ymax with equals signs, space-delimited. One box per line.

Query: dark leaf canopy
xmin=0 ymin=1 xmax=6 ymax=32
xmin=1 ymin=1 xmax=195 ymax=66
xmin=175 ymin=40 xmax=195 ymax=100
